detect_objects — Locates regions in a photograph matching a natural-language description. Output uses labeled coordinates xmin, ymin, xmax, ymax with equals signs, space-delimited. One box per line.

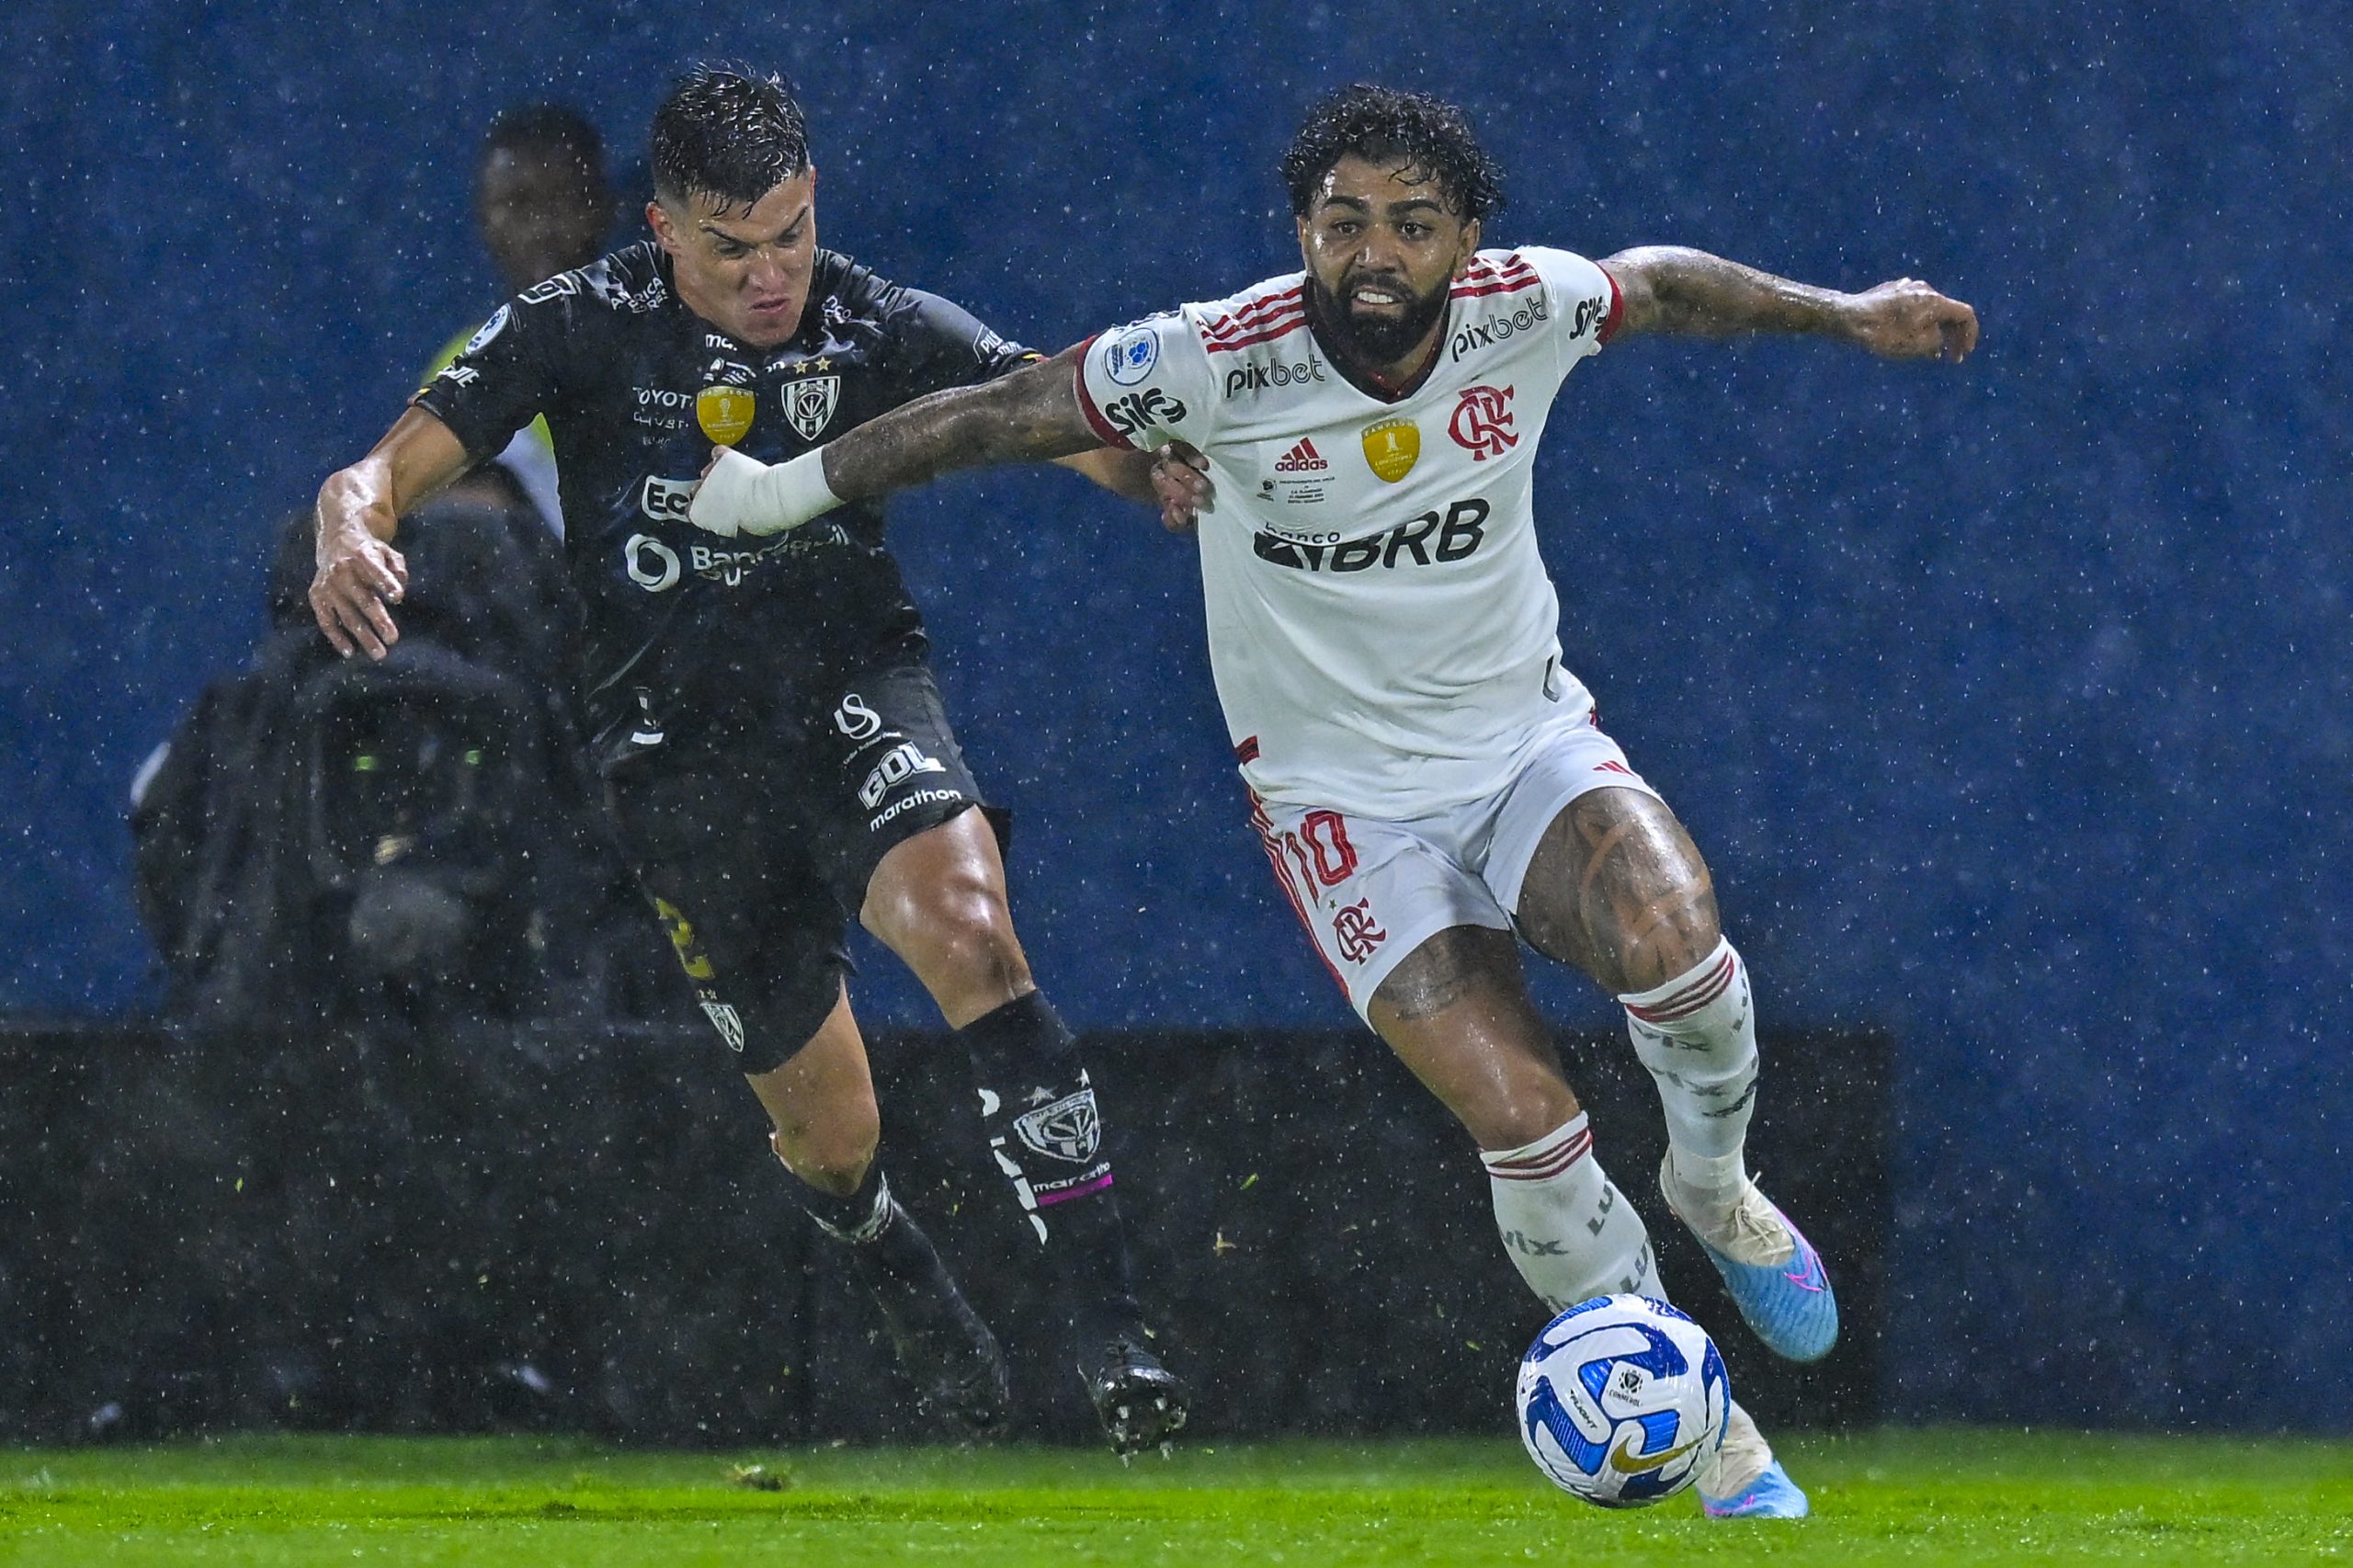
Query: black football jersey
xmin=414 ymin=243 xmax=1038 ymax=756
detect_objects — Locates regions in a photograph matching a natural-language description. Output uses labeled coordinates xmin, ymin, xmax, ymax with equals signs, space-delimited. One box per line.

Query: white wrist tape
xmin=688 ymin=448 xmax=843 ymax=539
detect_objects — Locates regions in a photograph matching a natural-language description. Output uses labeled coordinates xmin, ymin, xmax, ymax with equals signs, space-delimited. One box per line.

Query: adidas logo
xmin=1273 ymin=437 xmax=1330 ymax=473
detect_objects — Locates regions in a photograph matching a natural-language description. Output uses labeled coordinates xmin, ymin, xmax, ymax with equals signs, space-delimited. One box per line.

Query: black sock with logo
xmin=793 ymin=1163 xmax=956 ymax=1293
xmin=957 ymin=991 xmax=1142 ymax=1340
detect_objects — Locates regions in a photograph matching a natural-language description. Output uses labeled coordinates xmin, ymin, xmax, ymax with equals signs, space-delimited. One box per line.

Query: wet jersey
xmin=414 ymin=244 xmax=1038 ymax=757
xmin=1073 ymin=247 xmax=1622 ymax=820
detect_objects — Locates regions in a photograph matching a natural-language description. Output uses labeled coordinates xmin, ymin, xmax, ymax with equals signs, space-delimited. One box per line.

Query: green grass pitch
xmin=1 ymin=1432 xmax=2346 ymax=1565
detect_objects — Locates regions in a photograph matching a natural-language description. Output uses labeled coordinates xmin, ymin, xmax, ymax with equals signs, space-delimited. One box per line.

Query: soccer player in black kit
xmin=311 ymin=67 xmax=1187 ymax=1454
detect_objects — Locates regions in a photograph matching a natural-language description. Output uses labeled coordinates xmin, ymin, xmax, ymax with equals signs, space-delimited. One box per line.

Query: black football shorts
xmin=605 ymin=662 xmax=995 ymax=1074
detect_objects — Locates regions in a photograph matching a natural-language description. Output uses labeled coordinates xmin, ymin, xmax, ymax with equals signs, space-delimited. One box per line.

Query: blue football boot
xmin=1698 ymin=1403 xmax=1810 ymax=1518
xmin=1700 ymin=1461 xmax=1811 ymax=1518
xmin=1663 ymin=1160 xmax=1838 ymax=1363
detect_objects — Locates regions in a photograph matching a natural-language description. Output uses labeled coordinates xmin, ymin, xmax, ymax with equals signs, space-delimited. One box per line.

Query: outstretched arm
xmin=1053 ymin=447 xmax=1159 ymax=505
xmin=829 ymin=342 xmax=1102 ymax=496
xmin=1603 ymin=246 xmax=1979 ymax=362
xmin=691 ymin=344 xmax=1108 ymax=538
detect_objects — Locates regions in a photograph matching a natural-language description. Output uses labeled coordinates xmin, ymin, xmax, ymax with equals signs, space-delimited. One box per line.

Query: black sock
xmin=792 ymin=1164 xmax=956 ymax=1301
xmin=959 ymin=991 xmax=1142 ymax=1337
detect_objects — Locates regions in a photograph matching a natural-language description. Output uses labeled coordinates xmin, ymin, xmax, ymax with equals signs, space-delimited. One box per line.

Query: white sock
xmin=1481 ymin=1113 xmax=1665 ymax=1312
xmin=1619 ymin=940 xmax=1758 ymax=1219
xmin=1699 ymin=1400 xmax=1777 ymax=1497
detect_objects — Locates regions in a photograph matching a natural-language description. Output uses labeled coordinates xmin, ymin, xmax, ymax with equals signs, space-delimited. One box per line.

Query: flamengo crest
xmin=1448 ymin=384 xmax=1518 ymax=460
xmin=785 ymin=375 xmax=840 ymax=441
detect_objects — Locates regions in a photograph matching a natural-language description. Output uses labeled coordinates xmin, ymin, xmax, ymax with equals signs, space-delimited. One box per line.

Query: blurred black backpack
xmin=131 ymin=494 xmax=677 ymax=1033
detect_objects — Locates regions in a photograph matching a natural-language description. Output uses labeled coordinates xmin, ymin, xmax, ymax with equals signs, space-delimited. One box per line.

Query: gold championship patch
xmin=697 ymin=385 xmax=756 ymax=445
xmin=1360 ymin=417 xmax=1420 ymax=483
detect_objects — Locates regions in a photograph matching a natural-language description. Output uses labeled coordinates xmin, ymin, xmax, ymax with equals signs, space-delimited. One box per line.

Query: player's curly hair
xmin=1279 ymin=84 xmax=1504 ymax=222
xmin=651 ymin=64 xmax=811 ymax=211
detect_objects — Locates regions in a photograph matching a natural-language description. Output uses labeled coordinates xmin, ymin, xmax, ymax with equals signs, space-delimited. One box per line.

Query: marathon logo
xmin=870 ymin=786 xmax=964 ymax=832
xmin=1252 ymin=499 xmax=1489 ymax=573
xmin=1273 ymin=438 xmax=1329 ymax=473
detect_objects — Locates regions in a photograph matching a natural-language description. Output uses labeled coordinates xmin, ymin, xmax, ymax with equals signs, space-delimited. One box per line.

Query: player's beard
xmin=1308 ymin=270 xmax=1451 ymax=370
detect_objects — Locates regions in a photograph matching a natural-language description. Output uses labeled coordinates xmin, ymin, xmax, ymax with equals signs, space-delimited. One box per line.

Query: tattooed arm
xmin=690 ymin=344 xmax=1103 ymax=538
xmin=831 ymin=342 xmax=1101 ymax=497
xmin=1603 ymin=246 xmax=1979 ymax=362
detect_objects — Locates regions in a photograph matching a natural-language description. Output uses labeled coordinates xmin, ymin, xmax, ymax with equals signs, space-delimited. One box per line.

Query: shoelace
xmin=1670 ymin=1172 xmax=1798 ymax=1267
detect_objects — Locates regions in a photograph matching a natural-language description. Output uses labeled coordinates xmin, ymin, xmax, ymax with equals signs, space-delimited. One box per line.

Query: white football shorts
xmin=1247 ymin=709 xmax=1663 ymax=1024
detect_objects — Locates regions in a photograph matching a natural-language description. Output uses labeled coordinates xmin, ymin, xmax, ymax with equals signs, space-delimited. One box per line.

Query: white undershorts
xmin=1247 ymin=709 xmax=1664 ymax=1024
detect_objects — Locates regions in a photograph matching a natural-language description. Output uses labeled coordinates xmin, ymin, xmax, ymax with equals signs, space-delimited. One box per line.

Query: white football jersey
xmin=1075 ymin=247 xmax=1622 ymax=819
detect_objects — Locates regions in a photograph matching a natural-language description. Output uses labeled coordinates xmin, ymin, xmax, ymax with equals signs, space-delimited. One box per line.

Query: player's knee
xmin=1472 ymin=1080 xmax=1586 ymax=1153
xmin=769 ymin=1096 xmax=880 ymax=1197
xmin=1605 ymin=881 xmax=1722 ymax=995
xmin=877 ymin=879 xmax=1029 ymax=995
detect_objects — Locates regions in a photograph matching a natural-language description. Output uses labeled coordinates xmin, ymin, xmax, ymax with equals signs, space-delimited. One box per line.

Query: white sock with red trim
xmin=1480 ymin=1112 xmax=1665 ymax=1312
xmin=1619 ymin=938 xmax=1759 ymax=1227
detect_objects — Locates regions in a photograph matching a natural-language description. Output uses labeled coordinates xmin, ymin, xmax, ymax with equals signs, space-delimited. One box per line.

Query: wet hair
xmin=1279 ymin=84 xmax=1504 ymax=222
xmin=479 ymin=103 xmax=606 ymax=178
xmin=650 ymin=64 xmax=811 ymax=211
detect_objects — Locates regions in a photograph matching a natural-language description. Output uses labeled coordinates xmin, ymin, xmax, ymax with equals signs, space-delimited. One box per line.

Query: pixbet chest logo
xmin=1448 ymin=384 xmax=1518 ymax=460
xmin=1448 ymin=296 xmax=1549 ymax=361
xmin=1223 ymin=355 xmax=1325 ymax=399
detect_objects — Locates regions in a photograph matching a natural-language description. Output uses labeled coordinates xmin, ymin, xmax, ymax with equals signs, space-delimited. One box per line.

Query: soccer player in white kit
xmin=690 ymin=84 xmax=1978 ymax=1516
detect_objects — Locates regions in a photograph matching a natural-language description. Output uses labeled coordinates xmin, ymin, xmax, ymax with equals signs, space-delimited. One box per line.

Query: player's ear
xmin=645 ymin=199 xmax=677 ymax=254
xmin=1455 ymin=216 xmax=1483 ymax=277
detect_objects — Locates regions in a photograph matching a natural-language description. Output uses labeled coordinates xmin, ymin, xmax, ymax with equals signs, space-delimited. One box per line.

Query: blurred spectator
xmin=423 ymin=105 xmax=619 ymax=535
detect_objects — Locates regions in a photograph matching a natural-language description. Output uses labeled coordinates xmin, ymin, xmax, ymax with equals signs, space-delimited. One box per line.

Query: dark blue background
xmin=5 ymin=1 xmax=2345 ymax=1428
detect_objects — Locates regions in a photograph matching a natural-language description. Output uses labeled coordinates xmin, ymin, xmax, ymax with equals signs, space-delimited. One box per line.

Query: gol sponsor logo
xmin=1359 ymin=417 xmax=1419 ymax=483
xmin=857 ymin=741 xmax=948 ymax=809
xmin=698 ymin=384 xmax=755 ymax=444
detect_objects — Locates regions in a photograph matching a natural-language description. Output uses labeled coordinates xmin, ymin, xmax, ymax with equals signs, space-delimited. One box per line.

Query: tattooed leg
xmin=1517 ymin=788 xmax=1779 ymax=1261
xmin=1368 ymin=925 xmax=1665 ymax=1313
xmin=1512 ymin=787 xmax=1722 ymax=994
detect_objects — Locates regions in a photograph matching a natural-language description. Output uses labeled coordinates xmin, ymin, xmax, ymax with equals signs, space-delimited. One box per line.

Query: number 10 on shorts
xmin=1260 ymin=808 xmax=1386 ymax=968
